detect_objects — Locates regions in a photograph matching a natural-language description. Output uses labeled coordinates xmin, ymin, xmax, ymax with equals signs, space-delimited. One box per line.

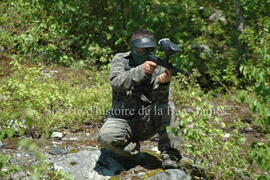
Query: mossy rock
xmin=144 ymin=168 xmax=165 ymax=178
xmin=108 ymin=176 xmax=121 ymax=180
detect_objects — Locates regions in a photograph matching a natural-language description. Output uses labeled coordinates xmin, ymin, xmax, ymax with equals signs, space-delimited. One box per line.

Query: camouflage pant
xmin=98 ymin=104 xmax=181 ymax=159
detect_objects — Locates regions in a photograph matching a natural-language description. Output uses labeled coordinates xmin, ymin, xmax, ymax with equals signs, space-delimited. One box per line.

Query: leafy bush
xmin=171 ymin=73 xmax=251 ymax=179
xmin=0 ymin=129 xmax=21 ymax=179
xmin=0 ymin=134 xmax=72 ymax=179
xmin=0 ymin=58 xmax=111 ymax=136
xmin=248 ymin=142 xmax=270 ymax=180
xmin=0 ymin=0 xmax=259 ymax=87
xmin=237 ymin=18 xmax=270 ymax=179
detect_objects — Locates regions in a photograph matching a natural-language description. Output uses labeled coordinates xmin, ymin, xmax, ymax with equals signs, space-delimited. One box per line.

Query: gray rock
xmin=0 ymin=95 xmax=8 ymax=101
xmin=0 ymin=46 xmax=4 ymax=52
xmin=49 ymin=147 xmax=68 ymax=155
xmin=223 ymin=133 xmax=231 ymax=138
xmin=146 ymin=169 xmax=191 ymax=180
xmin=240 ymin=127 xmax=255 ymax=133
xmin=0 ymin=141 xmax=4 ymax=147
xmin=138 ymin=172 xmax=146 ymax=176
xmin=16 ymin=153 xmax=22 ymax=158
xmin=8 ymin=171 xmax=31 ymax=180
xmin=209 ymin=10 xmax=226 ymax=23
xmin=51 ymin=149 xmax=129 ymax=180
xmin=191 ymin=44 xmax=213 ymax=55
xmin=26 ymin=151 xmax=36 ymax=157
xmin=199 ymin=6 xmax=205 ymax=11
xmin=50 ymin=148 xmax=189 ymax=180
xmin=68 ymin=137 xmax=79 ymax=141
xmin=51 ymin=132 xmax=63 ymax=139
xmin=41 ymin=70 xmax=59 ymax=79
xmin=52 ymin=141 xmax=61 ymax=145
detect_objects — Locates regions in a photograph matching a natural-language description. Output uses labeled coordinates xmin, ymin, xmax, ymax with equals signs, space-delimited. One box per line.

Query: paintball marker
xmin=148 ymin=38 xmax=188 ymax=76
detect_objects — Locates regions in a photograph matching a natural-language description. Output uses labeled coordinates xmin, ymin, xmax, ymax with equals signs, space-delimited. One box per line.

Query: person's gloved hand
xmin=141 ymin=61 xmax=157 ymax=74
xmin=156 ymin=70 xmax=172 ymax=84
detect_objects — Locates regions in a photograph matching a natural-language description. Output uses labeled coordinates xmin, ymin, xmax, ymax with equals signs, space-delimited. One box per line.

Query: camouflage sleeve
xmin=152 ymin=66 xmax=170 ymax=104
xmin=109 ymin=54 xmax=148 ymax=92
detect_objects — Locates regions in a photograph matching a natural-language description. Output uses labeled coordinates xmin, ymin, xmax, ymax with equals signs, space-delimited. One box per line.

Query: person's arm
xmin=152 ymin=67 xmax=172 ymax=104
xmin=109 ymin=54 xmax=150 ymax=92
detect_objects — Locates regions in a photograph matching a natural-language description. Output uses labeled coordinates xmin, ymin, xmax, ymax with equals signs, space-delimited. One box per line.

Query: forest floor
xmin=1 ymin=114 xmax=266 ymax=179
xmin=0 ymin=56 xmax=267 ymax=179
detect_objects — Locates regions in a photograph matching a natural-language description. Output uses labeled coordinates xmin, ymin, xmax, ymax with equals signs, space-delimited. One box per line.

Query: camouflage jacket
xmin=109 ymin=51 xmax=171 ymax=118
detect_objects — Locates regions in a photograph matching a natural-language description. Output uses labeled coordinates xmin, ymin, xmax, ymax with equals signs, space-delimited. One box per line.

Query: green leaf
xmin=5 ymin=129 xmax=14 ymax=138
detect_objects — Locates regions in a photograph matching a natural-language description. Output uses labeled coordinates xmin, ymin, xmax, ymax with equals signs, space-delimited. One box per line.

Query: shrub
xmin=0 ymin=58 xmax=111 ymax=136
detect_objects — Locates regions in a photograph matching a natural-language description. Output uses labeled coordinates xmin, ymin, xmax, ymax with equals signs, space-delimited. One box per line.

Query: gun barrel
xmin=172 ymin=67 xmax=189 ymax=76
xmin=148 ymin=54 xmax=188 ymax=76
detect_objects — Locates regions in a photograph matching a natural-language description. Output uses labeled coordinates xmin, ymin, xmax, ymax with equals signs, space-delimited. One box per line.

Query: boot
xmin=162 ymin=156 xmax=178 ymax=169
xmin=123 ymin=141 xmax=140 ymax=156
xmin=161 ymin=151 xmax=181 ymax=169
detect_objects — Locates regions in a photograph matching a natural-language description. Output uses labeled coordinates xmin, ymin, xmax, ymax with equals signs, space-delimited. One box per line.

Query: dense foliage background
xmin=0 ymin=0 xmax=269 ymax=179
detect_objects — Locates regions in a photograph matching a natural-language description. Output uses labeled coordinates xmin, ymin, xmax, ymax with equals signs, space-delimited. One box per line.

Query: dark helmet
xmin=131 ymin=37 xmax=157 ymax=48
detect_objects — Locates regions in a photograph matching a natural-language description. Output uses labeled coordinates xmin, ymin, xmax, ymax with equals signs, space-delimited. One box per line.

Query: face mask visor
xmin=131 ymin=37 xmax=156 ymax=49
xmin=133 ymin=47 xmax=155 ymax=56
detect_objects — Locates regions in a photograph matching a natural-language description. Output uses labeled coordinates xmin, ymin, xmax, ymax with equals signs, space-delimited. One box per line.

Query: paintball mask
xmin=131 ymin=37 xmax=157 ymax=65
xmin=127 ymin=37 xmax=187 ymax=76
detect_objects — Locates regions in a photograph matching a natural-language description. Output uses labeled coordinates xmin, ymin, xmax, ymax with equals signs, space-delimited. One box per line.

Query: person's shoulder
xmin=114 ymin=51 xmax=131 ymax=59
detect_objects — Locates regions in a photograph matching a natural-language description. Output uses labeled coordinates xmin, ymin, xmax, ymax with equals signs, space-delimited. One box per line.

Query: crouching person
xmin=98 ymin=29 xmax=181 ymax=169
